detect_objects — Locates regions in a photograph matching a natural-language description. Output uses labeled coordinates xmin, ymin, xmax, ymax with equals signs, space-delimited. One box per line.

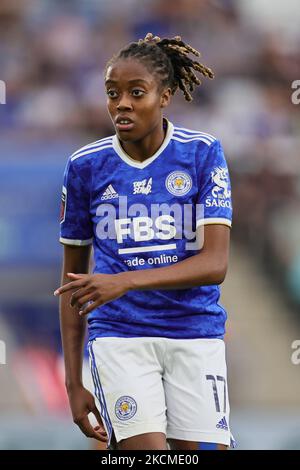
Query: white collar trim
xmin=112 ymin=120 xmax=174 ymax=169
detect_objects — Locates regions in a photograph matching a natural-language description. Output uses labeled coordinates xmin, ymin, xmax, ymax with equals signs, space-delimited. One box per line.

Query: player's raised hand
xmin=67 ymin=385 xmax=108 ymax=442
xmin=54 ymin=272 xmax=132 ymax=315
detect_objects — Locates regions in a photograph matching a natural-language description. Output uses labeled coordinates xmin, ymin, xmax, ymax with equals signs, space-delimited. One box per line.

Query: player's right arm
xmin=59 ymin=243 xmax=107 ymax=443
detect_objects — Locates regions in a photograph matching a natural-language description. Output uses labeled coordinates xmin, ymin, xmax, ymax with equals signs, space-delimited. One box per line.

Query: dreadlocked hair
xmin=105 ymin=33 xmax=214 ymax=102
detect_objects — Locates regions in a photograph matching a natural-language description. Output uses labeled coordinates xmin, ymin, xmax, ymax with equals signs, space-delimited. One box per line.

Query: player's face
xmin=105 ymin=58 xmax=171 ymax=142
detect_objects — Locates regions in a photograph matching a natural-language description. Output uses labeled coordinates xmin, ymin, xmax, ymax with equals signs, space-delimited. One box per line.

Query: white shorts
xmin=88 ymin=337 xmax=235 ymax=448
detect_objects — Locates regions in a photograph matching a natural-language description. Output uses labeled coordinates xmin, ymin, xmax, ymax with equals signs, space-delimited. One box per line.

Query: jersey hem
xmin=88 ymin=333 xmax=225 ymax=341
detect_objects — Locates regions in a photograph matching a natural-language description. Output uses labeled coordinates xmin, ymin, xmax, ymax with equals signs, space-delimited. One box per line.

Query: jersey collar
xmin=112 ymin=119 xmax=174 ymax=169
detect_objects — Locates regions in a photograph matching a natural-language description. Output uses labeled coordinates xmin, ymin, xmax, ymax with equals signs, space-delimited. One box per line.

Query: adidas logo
xmin=216 ymin=416 xmax=228 ymax=431
xmin=101 ymin=184 xmax=118 ymax=200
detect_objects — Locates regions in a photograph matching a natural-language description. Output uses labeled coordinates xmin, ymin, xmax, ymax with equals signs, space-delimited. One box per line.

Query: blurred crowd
xmin=0 ymin=0 xmax=300 ymax=417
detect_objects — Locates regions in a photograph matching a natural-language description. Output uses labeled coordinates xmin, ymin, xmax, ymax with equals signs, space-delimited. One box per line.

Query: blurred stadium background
xmin=0 ymin=0 xmax=300 ymax=450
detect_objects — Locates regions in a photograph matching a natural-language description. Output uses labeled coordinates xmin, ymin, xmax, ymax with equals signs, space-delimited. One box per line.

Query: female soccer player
xmin=55 ymin=33 xmax=234 ymax=450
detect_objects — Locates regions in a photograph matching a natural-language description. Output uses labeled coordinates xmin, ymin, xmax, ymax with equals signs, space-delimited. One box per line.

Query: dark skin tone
xmin=105 ymin=57 xmax=171 ymax=162
xmin=57 ymin=58 xmax=230 ymax=450
xmin=58 ymin=244 xmax=108 ymax=444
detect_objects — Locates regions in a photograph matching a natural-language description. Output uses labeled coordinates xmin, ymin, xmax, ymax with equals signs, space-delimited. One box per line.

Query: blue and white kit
xmin=59 ymin=119 xmax=235 ymax=447
xmin=60 ymin=119 xmax=232 ymax=340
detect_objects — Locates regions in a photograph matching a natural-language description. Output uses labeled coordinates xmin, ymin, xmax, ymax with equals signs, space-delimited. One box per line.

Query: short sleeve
xmin=196 ymin=140 xmax=232 ymax=228
xmin=59 ymin=158 xmax=93 ymax=246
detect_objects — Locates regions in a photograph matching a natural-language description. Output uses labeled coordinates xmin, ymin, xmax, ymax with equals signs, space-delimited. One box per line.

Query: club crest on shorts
xmin=115 ymin=396 xmax=137 ymax=421
xmin=165 ymin=171 xmax=192 ymax=196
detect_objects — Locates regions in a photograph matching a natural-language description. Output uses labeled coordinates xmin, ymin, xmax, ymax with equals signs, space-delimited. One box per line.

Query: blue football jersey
xmin=59 ymin=119 xmax=232 ymax=340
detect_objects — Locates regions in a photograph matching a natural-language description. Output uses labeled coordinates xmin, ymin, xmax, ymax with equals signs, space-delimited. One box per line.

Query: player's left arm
xmin=54 ymin=224 xmax=229 ymax=315
xmin=125 ymin=223 xmax=230 ymax=290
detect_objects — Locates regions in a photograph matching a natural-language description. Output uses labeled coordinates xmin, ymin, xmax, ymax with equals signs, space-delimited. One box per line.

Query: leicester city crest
xmin=115 ymin=396 xmax=137 ymax=421
xmin=165 ymin=171 xmax=192 ymax=196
